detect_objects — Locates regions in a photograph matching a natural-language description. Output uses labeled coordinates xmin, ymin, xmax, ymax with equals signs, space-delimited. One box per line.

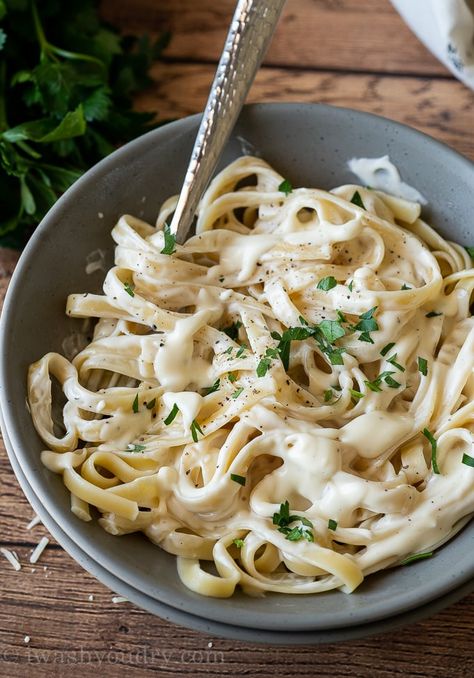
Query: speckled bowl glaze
xmin=1 ymin=104 xmax=473 ymax=643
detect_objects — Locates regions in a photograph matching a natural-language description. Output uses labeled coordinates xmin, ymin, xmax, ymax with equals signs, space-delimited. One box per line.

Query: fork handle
xmin=170 ymin=0 xmax=286 ymax=244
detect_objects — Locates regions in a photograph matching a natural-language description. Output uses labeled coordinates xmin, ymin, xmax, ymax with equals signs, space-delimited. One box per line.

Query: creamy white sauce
xmin=348 ymin=155 xmax=427 ymax=204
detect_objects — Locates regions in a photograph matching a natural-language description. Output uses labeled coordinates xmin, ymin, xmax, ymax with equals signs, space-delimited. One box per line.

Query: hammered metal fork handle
xmin=170 ymin=0 xmax=287 ymax=244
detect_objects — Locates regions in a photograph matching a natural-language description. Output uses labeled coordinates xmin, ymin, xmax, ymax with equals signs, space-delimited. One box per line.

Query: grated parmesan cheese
xmin=24 ymin=636 xmax=30 ymax=644
xmin=29 ymin=537 xmax=49 ymax=564
xmin=26 ymin=515 xmax=42 ymax=530
xmin=0 ymin=547 xmax=21 ymax=571
xmin=111 ymin=596 xmax=128 ymax=604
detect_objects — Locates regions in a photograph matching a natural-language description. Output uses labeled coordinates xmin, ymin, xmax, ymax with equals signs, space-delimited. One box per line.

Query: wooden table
xmin=1 ymin=1 xmax=473 ymax=676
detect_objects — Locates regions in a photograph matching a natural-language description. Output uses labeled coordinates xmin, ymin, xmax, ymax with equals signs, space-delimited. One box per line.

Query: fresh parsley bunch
xmin=0 ymin=0 xmax=169 ymax=248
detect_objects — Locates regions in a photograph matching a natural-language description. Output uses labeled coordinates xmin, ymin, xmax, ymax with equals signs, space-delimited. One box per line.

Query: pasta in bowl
xmin=27 ymin=156 xmax=474 ymax=599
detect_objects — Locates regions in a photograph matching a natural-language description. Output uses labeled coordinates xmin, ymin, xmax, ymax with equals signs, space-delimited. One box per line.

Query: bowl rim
xmin=1 ymin=102 xmax=473 ymax=633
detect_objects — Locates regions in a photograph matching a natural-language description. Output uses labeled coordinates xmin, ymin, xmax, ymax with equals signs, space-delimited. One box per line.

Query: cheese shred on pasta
xmin=27 ymin=156 xmax=474 ymax=597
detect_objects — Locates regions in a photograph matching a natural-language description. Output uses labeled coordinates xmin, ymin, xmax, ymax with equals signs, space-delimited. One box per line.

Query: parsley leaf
xmin=203 ymin=378 xmax=220 ymax=395
xmin=132 ymin=393 xmax=139 ymax=413
xmin=272 ymin=500 xmax=314 ymax=542
xmin=190 ymin=419 xmax=203 ymax=443
xmin=462 ymin=453 xmax=474 ymax=468
xmin=278 ymin=179 xmax=293 ymax=196
xmin=422 ymin=428 xmax=440 ymax=474
xmin=235 ymin=344 xmax=247 ymax=358
xmin=348 ymin=280 xmax=354 ymax=292
xmin=328 ymin=518 xmax=338 ymax=531
xmin=146 ymin=398 xmax=156 ymax=410
xmin=324 ymin=389 xmax=333 ymax=402
xmin=230 ymin=473 xmax=246 ymax=486
xmin=418 ymin=357 xmax=428 ymax=376
xmin=160 ymin=222 xmax=176 ymax=255
xmin=124 ymin=281 xmax=135 ymax=297
xmin=365 ymin=370 xmax=400 ymax=392
xmin=0 ymin=2 xmax=169 ymax=248
xmin=317 ymin=276 xmax=337 ymax=292
xmin=222 ymin=321 xmax=242 ymax=341
xmin=465 ymin=246 xmax=474 ymax=259
xmin=164 ymin=403 xmax=179 ymax=425
xmin=401 ymin=552 xmax=433 ymax=566
xmin=401 ymin=284 xmax=412 ymax=290
xmin=233 ymin=538 xmax=244 ymax=548
xmin=352 ymin=306 xmax=379 ymax=343
xmin=380 ymin=342 xmax=395 ymax=357
xmin=231 ymin=387 xmax=244 ymax=399
xmin=319 ymin=319 xmax=346 ymax=343
xmin=350 ymin=389 xmax=364 ymax=400
xmin=387 ymin=353 xmax=405 ymax=372
xmin=350 ymin=190 xmax=365 ymax=209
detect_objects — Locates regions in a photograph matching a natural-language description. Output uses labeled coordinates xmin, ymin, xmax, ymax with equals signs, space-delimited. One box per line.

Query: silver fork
xmin=169 ymin=0 xmax=287 ymax=244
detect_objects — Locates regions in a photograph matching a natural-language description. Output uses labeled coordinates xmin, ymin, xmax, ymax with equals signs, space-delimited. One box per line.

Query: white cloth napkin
xmin=391 ymin=0 xmax=474 ymax=89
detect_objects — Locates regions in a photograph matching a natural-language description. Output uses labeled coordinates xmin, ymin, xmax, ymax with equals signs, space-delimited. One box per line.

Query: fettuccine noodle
xmin=28 ymin=156 xmax=474 ymax=597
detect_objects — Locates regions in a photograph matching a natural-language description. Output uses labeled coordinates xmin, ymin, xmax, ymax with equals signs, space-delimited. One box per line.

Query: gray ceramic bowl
xmin=1 ymin=104 xmax=473 ymax=643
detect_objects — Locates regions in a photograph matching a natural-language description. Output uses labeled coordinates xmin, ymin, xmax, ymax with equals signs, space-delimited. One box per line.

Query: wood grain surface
xmin=1 ymin=1 xmax=474 ymax=676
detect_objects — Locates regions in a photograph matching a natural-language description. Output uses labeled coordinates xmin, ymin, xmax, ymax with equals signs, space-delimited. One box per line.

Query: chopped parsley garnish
xmin=146 ymin=398 xmax=156 ymax=410
xmin=203 ymin=378 xmax=220 ymax=395
xmin=278 ymin=179 xmax=293 ymax=196
xmin=418 ymin=357 xmax=428 ymax=376
xmin=164 ymin=403 xmax=179 ymax=425
xmin=224 ymin=346 xmax=233 ymax=355
xmin=328 ymin=519 xmax=338 ymax=531
xmin=387 ymin=353 xmax=405 ymax=372
xmin=422 ymin=428 xmax=440 ymax=474
xmin=319 ymin=319 xmax=346 ymax=343
xmin=324 ymin=389 xmax=333 ymax=402
xmin=127 ymin=443 xmax=146 ymax=453
xmin=380 ymin=342 xmax=395 ymax=357
xmin=317 ymin=276 xmax=337 ymax=292
xmin=465 ymin=246 xmax=474 ymax=259
xmin=232 ymin=387 xmax=244 ymax=399
xmin=337 ymin=310 xmax=347 ymax=323
xmin=350 ymin=190 xmax=365 ymax=209
xmin=132 ymin=393 xmax=139 ymax=413
xmin=384 ymin=374 xmax=401 ymax=388
xmin=352 ymin=306 xmax=379 ymax=344
xmin=401 ymin=552 xmax=433 ymax=566
xmin=256 ymin=348 xmax=276 ymax=377
xmin=365 ymin=379 xmax=382 ymax=393
xmin=257 ymin=312 xmax=354 ymax=377
xmin=462 ymin=453 xmax=474 ymax=468
xmin=160 ymin=222 xmax=176 ymax=255
xmin=190 ymin=419 xmax=204 ymax=443
xmin=426 ymin=311 xmax=442 ymax=318
xmin=233 ymin=538 xmax=244 ymax=548
xmin=235 ymin=344 xmax=247 ymax=358
xmin=348 ymin=280 xmax=354 ymax=292
xmin=350 ymin=389 xmax=364 ymax=400
xmin=401 ymin=284 xmax=412 ymax=291
xmin=222 ymin=321 xmax=242 ymax=341
xmin=228 ymin=373 xmax=237 ymax=383
xmin=230 ymin=473 xmax=246 ymax=486
xmin=272 ymin=500 xmax=314 ymax=542
xmin=274 ymin=323 xmax=346 ymax=370
xmin=365 ymin=370 xmax=400 ymax=392
xmin=124 ymin=282 xmax=135 ymax=297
